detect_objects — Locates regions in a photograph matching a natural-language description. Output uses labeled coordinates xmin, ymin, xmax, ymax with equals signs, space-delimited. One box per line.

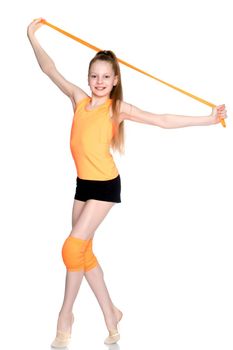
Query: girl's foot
xmin=51 ymin=312 xmax=74 ymax=348
xmin=103 ymin=304 xmax=123 ymax=345
xmin=104 ymin=330 xmax=120 ymax=345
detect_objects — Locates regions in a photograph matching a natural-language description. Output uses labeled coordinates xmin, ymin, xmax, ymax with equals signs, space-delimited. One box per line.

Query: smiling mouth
xmin=95 ymin=87 xmax=106 ymax=90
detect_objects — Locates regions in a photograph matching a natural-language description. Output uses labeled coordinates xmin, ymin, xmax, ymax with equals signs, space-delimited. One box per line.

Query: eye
xmin=90 ymin=74 xmax=96 ymax=78
xmin=104 ymin=75 xmax=110 ymax=79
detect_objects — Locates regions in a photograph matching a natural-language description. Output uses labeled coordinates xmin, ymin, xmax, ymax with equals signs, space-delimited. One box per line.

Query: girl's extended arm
xmin=119 ymin=101 xmax=227 ymax=128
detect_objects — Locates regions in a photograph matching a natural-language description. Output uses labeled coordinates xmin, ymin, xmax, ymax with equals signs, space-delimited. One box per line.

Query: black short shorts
xmin=74 ymin=174 xmax=121 ymax=203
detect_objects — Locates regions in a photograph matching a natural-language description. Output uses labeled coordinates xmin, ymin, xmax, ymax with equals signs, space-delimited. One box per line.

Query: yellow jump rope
xmin=37 ymin=18 xmax=226 ymax=128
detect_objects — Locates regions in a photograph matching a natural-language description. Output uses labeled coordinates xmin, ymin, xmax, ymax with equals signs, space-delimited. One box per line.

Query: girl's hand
xmin=210 ymin=104 xmax=227 ymax=125
xmin=27 ymin=18 xmax=45 ymax=37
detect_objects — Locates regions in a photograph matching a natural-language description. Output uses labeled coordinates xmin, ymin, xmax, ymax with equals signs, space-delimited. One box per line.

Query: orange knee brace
xmin=62 ymin=236 xmax=98 ymax=272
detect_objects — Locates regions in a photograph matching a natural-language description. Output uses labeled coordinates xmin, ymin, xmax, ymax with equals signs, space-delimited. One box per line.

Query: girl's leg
xmin=84 ymin=263 xmax=123 ymax=329
xmin=55 ymin=200 xmax=86 ymax=333
xmin=71 ymin=200 xmax=122 ymax=329
xmin=55 ymin=199 xmax=116 ymax=333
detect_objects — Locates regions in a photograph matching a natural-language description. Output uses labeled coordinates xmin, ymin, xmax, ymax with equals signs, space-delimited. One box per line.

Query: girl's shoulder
xmin=119 ymin=100 xmax=132 ymax=115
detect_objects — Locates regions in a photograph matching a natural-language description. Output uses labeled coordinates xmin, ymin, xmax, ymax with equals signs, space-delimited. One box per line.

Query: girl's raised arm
xmin=27 ymin=18 xmax=87 ymax=111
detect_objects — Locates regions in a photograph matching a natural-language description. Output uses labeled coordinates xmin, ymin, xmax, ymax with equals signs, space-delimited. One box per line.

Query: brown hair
xmin=88 ymin=50 xmax=125 ymax=155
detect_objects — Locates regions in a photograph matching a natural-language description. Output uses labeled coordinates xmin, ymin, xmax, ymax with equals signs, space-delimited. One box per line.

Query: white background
xmin=0 ymin=0 xmax=232 ymax=349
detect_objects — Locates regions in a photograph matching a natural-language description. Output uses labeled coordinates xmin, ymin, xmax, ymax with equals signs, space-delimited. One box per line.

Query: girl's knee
xmin=62 ymin=235 xmax=89 ymax=271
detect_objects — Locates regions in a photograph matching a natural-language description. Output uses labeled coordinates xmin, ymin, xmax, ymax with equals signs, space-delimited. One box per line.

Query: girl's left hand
xmin=210 ymin=104 xmax=227 ymax=124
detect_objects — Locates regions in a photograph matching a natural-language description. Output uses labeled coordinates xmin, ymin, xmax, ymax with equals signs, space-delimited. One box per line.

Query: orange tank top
xmin=70 ymin=96 xmax=119 ymax=180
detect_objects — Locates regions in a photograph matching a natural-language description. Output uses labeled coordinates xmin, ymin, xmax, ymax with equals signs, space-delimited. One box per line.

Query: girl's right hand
xmin=27 ymin=18 xmax=45 ymax=37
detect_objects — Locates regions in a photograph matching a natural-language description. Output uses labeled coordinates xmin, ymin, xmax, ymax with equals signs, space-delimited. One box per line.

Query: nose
xmin=97 ymin=76 xmax=103 ymax=84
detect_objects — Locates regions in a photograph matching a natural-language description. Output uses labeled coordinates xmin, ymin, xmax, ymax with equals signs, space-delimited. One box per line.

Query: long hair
xmin=88 ymin=50 xmax=125 ymax=155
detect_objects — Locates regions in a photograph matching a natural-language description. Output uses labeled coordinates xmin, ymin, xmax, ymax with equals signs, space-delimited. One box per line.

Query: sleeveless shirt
xmin=70 ymin=96 xmax=119 ymax=180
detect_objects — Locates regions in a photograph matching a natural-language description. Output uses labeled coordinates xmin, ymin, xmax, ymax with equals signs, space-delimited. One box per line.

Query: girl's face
xmin=88 ymin=60 xmax=118 ymax=98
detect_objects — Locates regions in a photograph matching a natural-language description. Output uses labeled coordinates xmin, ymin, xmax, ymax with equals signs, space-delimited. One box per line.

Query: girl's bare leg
xmin=55 ymin=199 xmax=120 ymax=333
xmin=84 ymin=264 xmax=123 ymax=329
xmin=56 ymin=270 xmax=84 ymax=332
xmin=71 ymin=200 xmax=122 ymax=329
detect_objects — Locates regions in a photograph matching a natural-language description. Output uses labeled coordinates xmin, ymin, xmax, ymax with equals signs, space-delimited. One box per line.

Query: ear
xmin=113 ymin=75 xmax=119 ymax=86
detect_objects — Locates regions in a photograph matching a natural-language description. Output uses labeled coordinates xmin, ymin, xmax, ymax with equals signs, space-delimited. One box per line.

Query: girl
xmin=27 ymin=18 xmax=227 ymax=348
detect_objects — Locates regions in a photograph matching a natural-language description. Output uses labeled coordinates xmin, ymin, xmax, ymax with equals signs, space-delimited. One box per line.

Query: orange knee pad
xmin=62 ymin=236 xmax=89 ymax=272
xmin=61 ymin=236 xmax=98 ymax=272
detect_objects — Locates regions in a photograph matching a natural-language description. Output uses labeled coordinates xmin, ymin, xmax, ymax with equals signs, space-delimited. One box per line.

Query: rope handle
xmin=35 ymin=18 xmax=226 ymax=128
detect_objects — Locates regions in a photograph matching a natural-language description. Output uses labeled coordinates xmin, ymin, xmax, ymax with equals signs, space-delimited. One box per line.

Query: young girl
xmin=27 ymin=18 xmax=227 ymax=348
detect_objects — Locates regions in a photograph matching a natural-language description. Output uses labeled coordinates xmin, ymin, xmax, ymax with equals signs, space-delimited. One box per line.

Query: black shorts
xmin=74 ymin=174 xmax=121 ymax=203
